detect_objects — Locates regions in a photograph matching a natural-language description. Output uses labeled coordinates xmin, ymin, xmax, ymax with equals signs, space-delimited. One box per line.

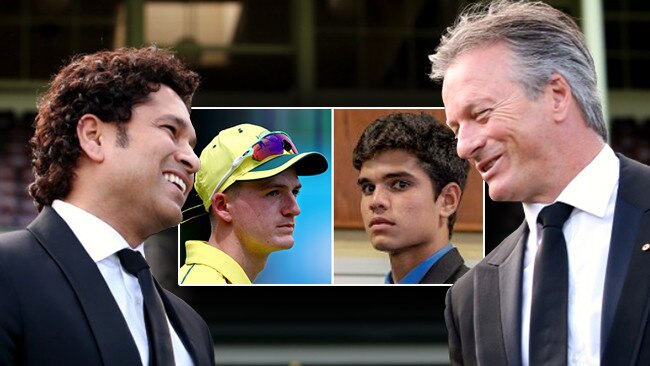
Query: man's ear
xmin=548 ymin=72 xmax=572 ymax=123
xmin=77 ymin=114 xmax=106 ymax=162
xmin=437 ymin=182 xmax=462 ymax=219
xmin=212 ymin=192 xmax=233 ymax=223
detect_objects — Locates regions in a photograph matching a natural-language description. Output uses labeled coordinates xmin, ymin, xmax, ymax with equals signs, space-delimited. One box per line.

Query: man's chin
xmin=370 ymin=236 xmax=397 ymax=252
xmin=157 ymin=204 xmax=183 ymax=230
xmin=487 ymin=181 xmax=514 ymax=202
xmin=271 ymin=236 xmax=295 ymax=250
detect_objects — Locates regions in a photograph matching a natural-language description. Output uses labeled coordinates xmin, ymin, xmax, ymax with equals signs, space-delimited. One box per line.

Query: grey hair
xmin=429 ymin=0 xmax=607 ymax=140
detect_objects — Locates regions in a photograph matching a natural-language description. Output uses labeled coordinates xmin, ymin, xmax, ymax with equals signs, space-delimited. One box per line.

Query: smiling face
xmin=102 ymin=85 xmax=199 ymax=240
xmin=358 ymin=150 xmax=446 ymax=254
xmin=442 ymin=42 xmax=558 ymax=203
xmin=227 ymin=168 xmax=302 ymax=255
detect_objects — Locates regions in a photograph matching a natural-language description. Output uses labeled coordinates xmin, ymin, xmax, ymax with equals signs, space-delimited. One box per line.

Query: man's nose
xmin=178 ymin=142 xmax=200 ymax=174
xmin=283 ymin=193 xmax=301 ymax=217
xmin=369 ymin=186 xmax=389 ymax=212
xmin=456 ymin=123 xmax=486 ymax=160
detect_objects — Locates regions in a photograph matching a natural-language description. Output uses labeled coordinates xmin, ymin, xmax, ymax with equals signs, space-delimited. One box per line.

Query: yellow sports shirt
xmin=179 ymin=240 xmax=251 ymax=284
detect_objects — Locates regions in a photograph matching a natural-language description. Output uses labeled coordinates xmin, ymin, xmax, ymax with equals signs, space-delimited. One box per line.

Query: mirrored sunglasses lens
xmin=252 ymin=133 xmax=298 ymax=161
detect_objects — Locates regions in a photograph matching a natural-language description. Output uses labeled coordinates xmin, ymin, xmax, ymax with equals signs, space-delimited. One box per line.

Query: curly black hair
xmin=29 ymin=46 xmax=200 ymax=211
xmin=352 ymin=112 xmax=469 ymax=236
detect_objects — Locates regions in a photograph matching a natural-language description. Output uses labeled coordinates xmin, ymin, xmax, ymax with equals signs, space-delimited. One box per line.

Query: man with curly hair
xmin=0 ymin=47 xmax=215 ymax=365
xmin=352 ymin=112 xmax=470 ymax=284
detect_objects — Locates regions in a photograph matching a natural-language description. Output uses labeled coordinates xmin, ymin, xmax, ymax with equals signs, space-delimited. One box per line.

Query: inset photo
xmin=180 ymin=108 xmax=332 ymax=285
xmin=333 ymin=109 xmax=483 ymax=284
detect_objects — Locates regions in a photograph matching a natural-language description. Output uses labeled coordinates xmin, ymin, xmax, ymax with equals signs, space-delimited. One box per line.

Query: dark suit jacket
xmin=0 ymin=206 xmax=215 ymax=366
xmin=445 ymin=155 xmax=650 ymax=365
xmin=420 ymin=247 xmax=469 ymax=284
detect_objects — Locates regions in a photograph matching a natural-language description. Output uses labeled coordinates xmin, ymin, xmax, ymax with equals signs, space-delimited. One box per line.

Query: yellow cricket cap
xmin=195 ymin=123 xmax=328 ymax=211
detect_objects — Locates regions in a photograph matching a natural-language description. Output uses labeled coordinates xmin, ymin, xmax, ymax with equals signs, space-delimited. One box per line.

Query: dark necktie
xmin=529 ymin=202 xmax=574 ymax=366
xmin=117 ymin=249 xmax=174 ymax=366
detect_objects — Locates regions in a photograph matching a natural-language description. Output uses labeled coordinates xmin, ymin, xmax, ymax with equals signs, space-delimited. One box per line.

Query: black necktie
xmin=529 ymin=202 xmax=574 ymax=366
xmin=117 ymin=249 xmax=174 ymax=366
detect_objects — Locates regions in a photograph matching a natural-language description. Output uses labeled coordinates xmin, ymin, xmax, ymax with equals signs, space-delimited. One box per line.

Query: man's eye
xmin=360 ymin=184 xmax=375 ymax=195
xmin=476 ymin=109 xmax=491 ymax=121
xmin=391 ymin=180 xmax=409 ymax=190
xmin=163 ymin=125 xmax=177 ymax=135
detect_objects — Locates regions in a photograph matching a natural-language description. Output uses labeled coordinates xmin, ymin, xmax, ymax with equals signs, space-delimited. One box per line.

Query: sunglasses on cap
xmin=210 ymin=131 xmax=298 ymax=198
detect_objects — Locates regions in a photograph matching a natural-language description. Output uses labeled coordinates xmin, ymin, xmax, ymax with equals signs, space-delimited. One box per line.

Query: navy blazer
xmin=0 ymin=206 xmax=215 ymax=366
xmin=445 ymin=155 xmax=650 ymax=365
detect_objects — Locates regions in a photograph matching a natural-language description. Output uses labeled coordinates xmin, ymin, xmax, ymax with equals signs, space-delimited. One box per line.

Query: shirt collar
xmin=385 ymin=243 xmax=454 ymax=284
xmin=184 ymin=240 xmax=252 ymax=284
xmin=52 ymin=199 xmax=143 ymax=263
xmin=523 ymin=144 xmax=619 ymax=232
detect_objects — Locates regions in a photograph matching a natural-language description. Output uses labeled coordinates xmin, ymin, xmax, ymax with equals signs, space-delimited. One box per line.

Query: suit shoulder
xmin=619 ymin=153 xmax=650 ymax=174
xmin=450 ymin=222 xmax=525 ymax=298
xmin=449 ymin=263 xmax=473 ymax=292
xmin=483 ymin=221 xmax=526 ymax=264
xmin=0 ymin=229 xmax=40 ymax=266
xmin=618 ymin=154 xmax=650 ymax=209
xmin=0 ymin=229 xmax=37 ymax=249
xmin=420 ymin=247 xmax=469 ymax=284
xmin=448 ymin=263 xmax=470 ymax=284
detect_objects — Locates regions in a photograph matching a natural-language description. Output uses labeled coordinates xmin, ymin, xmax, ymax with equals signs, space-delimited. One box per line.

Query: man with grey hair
xmin=430 ymin=1 xmax=650 ymax=365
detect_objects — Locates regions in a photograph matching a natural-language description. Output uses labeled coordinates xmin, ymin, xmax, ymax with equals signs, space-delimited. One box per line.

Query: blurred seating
xmin=610 ymin=117 xmax=650 ymax=166
xmin=0 ymin=110 xmax=15 ymax=134
xmin=0 ymin=110 xmax=38 ymax=230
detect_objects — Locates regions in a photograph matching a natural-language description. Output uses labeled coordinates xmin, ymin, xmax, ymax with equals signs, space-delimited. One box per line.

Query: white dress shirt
xmin=520 ymin=145 xmax=619 ymax=366
xmin=52 ymin=200 xmax=194 ymax=366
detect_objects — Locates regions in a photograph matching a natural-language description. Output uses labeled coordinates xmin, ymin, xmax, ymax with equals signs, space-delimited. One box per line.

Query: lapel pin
xmin=642 ymin=243 xmax=650 ymax=252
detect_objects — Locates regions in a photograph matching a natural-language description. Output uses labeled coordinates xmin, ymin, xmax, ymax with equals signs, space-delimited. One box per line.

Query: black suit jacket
xmin=420 ymin=247 xmax=469 ymax=284
xmin=0 ymin=206 xmax=215 ymax=366
xmin=445 ymin=155 xmax=650 ymax=365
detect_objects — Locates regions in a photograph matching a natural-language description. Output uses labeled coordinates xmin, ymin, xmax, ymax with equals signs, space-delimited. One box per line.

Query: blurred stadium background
xmin=1 ymin=1 xmax=649 ymax=365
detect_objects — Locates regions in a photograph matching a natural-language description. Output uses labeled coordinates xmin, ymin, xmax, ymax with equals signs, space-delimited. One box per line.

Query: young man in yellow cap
xmin=179 ymin=123 xmax=328 ymax=284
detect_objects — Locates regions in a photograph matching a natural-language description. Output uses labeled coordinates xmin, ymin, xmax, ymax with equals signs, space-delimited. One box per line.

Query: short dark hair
xmin=352 ymin=112 xmax=469 ymax=235
xmin=29 ymin=46 xmax=200 ymax=211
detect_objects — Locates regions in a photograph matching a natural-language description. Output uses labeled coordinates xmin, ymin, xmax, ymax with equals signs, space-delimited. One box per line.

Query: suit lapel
xmin=475 ymin=221 xmax=527 ymax=366
xmin=157 ymin=281 xmax=211 ymax=366
xmin=600 ymin=199 xmax=640 ymax=352
xmin=497 ymin=224 xmax=526 ymax=366
xmin=602 ymin=156 xmax=650 ymax=364
xmin=27 ymin=207 xmax=142 ymax=366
